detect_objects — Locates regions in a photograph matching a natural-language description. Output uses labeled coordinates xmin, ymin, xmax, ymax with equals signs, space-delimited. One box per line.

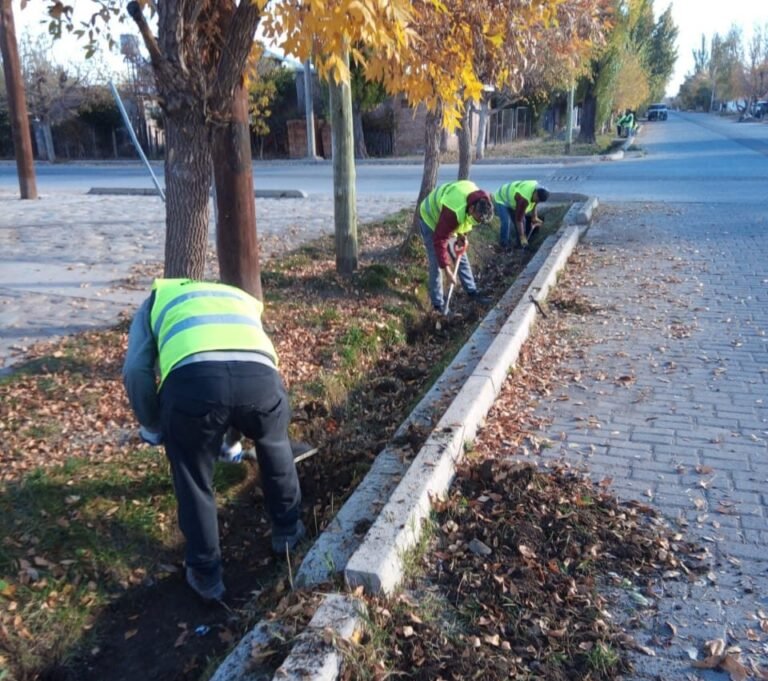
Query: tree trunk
xmin=328 ymin=48 xmax=358 ymax=275
xmin=42 ymin=121 xmax=56 ymax=163
xmin=457 ymin=104 xmax=472 ymax=180
xmin=577 ymin=86 xmax=597 ymax=144
xmin=163 ymin=109 xmax=212 ymax=279
xmin=212 ymin=83 xmax=262 ymax=299
xmin=0 ymin=0 xmax=37 ymax=198
xmin=127 ymin=0 xmax=264 ymax=285
xmin=402 ymin=103 xmax=442 ymax=251
xmin=352 ymin=102 xmax=368 ymax=159
xmin=475 ymin=96 xmax=489 ymax=160
xmin=565 ymin=84 xmax=575 ymax=154
xmin=439 ymin=128 xmax=448 ymax=153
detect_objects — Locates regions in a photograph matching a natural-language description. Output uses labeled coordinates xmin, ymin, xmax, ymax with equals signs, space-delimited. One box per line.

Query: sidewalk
xmin=526 ymin=202 xmax=768 ymax=677
xmin=0 ymin=191 xmax=413 ymax=373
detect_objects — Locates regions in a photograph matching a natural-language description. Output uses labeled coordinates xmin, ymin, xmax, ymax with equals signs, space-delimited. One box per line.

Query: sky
xmin=9 ymin=1 xmax=138 ymax=80
xmin=664 ymin=0 xmax=767 ymax=96
xmin=7 ymin=0 xmax=768 ymax=98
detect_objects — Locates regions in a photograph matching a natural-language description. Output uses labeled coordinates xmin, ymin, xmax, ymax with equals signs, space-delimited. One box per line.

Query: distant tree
xmin=247 ymin=57 xmax=294 ymax=159
xmin=743 ymin=24 xmax=768 ymax=112
xmin=646 ymin=5 xmax=678 ymax=102
xmin=578 ymin=0 xmax=676 ymax=142
xmin=350 ymin=58 xmax=386 ymax=159
xmin=613 ymin=51 xmax=650 ymax=111
xmin=677 ymin=71 xmax=712 ymax=110
xmin=20 ymin=34 xmax=86 ymax=162
xmin=77 ymin=84 xmax=122 ymax=156
xmin=693 ymin=34 xmax=709 ymax=74
xmin=710 ymin=27 xmax=744 ymax=108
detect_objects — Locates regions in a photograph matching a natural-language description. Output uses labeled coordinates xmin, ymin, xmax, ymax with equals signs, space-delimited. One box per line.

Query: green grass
xmin=0 ymin=449 xmax=248 ymax=675
xmin=478 ymin=133 xmax=616 ymax=159
xmin=585 ymin=642 xmax=620 ymax=675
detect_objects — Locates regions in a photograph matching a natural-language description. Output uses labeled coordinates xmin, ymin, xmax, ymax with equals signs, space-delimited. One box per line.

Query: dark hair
xmin=471 ymin=198 xmax=494 ymax=223
xmin=536 ymin=187 xmax=550 ymax=203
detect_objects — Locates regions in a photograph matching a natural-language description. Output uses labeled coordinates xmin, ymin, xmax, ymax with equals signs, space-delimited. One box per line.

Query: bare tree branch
xmin=212 ymin=0 xmax=262 ymax=106
xmin=126 ymin=1 xmax=165 ymax=71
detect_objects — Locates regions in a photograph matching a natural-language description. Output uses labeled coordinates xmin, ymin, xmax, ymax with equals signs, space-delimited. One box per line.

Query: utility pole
xmin=304 ymin=59 xmax=320 ymax=160
xmin=565 ymin=83 xmax=575 ymax=155
xmin=0 ymin=0 xmax=37 ymax=199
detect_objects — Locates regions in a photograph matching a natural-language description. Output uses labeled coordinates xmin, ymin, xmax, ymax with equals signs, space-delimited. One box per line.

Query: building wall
xmin=392 ymin=100 xmax=480 ymax=156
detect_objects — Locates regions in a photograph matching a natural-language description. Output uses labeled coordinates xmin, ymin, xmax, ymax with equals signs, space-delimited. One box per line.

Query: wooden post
xmin=212 ymin=83 xmax=262 ymax=299
xmin=304 ymin=60 xmax=320 ymax=160
xmin=328 ymin=48 xmax=358 ymax=275
xmin=0 ymin=0 xmax=37 ymax=199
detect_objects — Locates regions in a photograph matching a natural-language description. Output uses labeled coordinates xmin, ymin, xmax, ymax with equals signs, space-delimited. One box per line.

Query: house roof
xmin=261 ymin=47 xmax=305 ymax=72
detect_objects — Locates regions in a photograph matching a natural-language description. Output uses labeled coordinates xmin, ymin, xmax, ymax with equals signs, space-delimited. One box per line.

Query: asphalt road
xmin=1 ymin=112 xmax=766 ymax=204
xmin=0 ymin=112 xmax=768 ymax=203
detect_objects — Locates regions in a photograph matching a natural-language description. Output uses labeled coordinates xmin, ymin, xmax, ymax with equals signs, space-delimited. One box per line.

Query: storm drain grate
xmin=548 ymin=175 xmax=584 ymax=182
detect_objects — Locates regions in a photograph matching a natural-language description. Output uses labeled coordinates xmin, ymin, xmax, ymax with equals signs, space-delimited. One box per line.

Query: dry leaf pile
xmin=358 ymin=460 xmax=706 ymax=681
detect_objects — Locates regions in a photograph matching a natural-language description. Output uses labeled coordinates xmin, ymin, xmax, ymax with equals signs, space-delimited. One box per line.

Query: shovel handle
xmin=442 ymin=254 xmax=463 ymax=315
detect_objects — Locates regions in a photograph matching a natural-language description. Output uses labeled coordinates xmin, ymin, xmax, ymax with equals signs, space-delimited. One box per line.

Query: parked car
xmin=751 ymin=101 xmax=767 ymax=119
xmin=646 ymin=103 xmax=668 ymax=121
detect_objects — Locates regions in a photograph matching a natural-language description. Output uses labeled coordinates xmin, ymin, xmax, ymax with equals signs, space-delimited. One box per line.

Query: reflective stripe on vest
xmin=150 ymin=278 xmax=278 ymax=385
xmin=419 ymin=180 xmax=480 ymax=231
xmin=494 ymin=180 xmax=537 ymax=214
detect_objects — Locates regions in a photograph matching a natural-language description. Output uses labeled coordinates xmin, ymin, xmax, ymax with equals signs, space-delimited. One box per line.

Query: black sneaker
xmin=271 ymin=519 xmax=307 ymax=554
xmin=468 ymin=291 xmax=492 ymax=305
xmin=185 ymin=567 xmax=225 ymax=602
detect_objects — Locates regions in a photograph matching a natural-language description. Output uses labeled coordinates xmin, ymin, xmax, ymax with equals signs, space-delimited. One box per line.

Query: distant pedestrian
xmin=493 ymin=181 xmax=550 ymax=250
xmin=617 ymin=109 xmax=636 ymax=137
xmin=418 ymin=180 xmax=495 ymax=313
xmin=122 ymin=278 xmax=304 ymax=602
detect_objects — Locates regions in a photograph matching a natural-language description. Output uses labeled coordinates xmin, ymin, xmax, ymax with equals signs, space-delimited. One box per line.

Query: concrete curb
xmin=344 ymin=219 xmax=590 ymax=595
xmin=272 ymin=594 xmax=366 ymax=680
xmin=210 ymin=197 xmax=597 ymax=681
xmin=294 ymin=197 xmax=580 ymax=589
xmin=600 ymin=135 xmax=640 ymax=161
xmin=86 ymin=187 xmax=308 ymax=199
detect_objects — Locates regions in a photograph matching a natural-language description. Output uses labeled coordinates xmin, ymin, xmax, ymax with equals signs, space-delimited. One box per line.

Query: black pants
xmin=160 ymin=361 xmax=301 ymax=576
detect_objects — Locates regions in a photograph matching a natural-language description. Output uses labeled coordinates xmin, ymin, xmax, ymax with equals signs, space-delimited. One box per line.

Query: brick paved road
xmin=529 ymin=201 xmax=768 ymax=678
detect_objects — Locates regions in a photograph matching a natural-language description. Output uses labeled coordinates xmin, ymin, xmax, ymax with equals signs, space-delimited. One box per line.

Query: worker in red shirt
xmin=418 ymin=180 xmax=495 ymax=313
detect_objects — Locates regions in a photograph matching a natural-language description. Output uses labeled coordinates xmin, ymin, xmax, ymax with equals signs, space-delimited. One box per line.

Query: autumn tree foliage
xmin=464 ymin=0 xmax=609 ymax=170
xmin=406 ymin=0 xmax=608 ymax=209
xmin=613 ymin=51 xmax=650 ymax=111
xmin=578 ymin=0 xmax=677 ymax=143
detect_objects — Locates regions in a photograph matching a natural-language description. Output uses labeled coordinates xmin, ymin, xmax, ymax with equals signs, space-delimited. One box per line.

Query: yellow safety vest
xmin=150 ymin=278 xmax=277 ymax=385
xmin=419 ymin=180 xmax=481 ymax=235
xmin=493 ymin=181 xmax=537 ymax=214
